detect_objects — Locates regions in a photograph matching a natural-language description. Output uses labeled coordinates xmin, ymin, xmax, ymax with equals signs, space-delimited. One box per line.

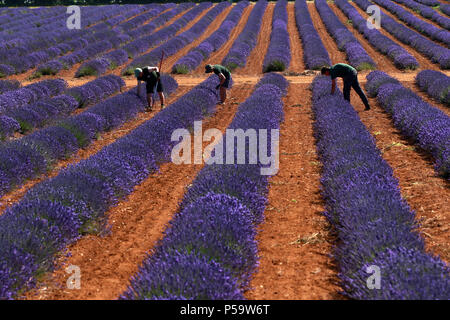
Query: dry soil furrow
xmin=348 ymin=85 xmax=450 ymax=263
xmin=25 ymin=84 xmax=255 ymax=300
xmin=246 ymin=82 xmax=342 ymax=300
xmin=161 ymin=5 xmax=233 ymax=72
xmin=350 ymin=2 xmax=440 ymax=71
xmin=193 ymin=4 xmax=254 ymax=74
xmin=286 ymin=2 xmax=306 ymax=73
xmin=0 ymin=86 xmax=192 ymax=216
xmin=234 ymin=3 xmax=275 ymax=75
xmin=329 ymin=2 xmax=399 ymax=73
xmin=307 ymin=2 xmax=348 ymax=65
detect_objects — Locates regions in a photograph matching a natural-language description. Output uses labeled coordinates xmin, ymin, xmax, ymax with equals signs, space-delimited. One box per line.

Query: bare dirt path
xmin=245 ymin=83 xmax=342 ymax=300
xmin=161 ymin=5 xmax=233 ymax=72
xmin=307 ymin=2 xmax=348 ymax=65
xmin=286 ymin=2 xmax=306 ymax=73
xmin=194 ymin=4 xmax=254 ymax=74
xmin=0 ymin=86 xmax=191 ymax=216
xmin=329 ymin=3 xmax=399 ymax=73
xmin=25 ymin=84 xmax=255 ymax=300
xmin=348 ymin=81 xmax=450 ymax=263
xmin=234 ymin=3 xmax=275 ymax=75
xmin=350 ymin=2 xmax=441 ymax=71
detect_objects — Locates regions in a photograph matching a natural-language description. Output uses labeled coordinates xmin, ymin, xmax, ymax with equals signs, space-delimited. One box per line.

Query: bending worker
xmin=135 ymin=66 xmax=165 ymax=112
xmin=205 ymin=64 xmax=232 ymax=105
xmin=321 ymin=63 xmax=370 ymax=111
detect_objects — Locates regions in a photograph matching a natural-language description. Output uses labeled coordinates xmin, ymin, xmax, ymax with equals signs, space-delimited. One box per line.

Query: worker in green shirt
xmin=321 ymin=63 xmax=370 ymax=111
xmin=205 ymin=64 xmax=232 ymax=105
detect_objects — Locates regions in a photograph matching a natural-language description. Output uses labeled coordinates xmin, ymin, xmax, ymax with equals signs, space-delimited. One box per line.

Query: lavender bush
xmin=0 ymin=79 xmax=20 ymax=94
xmin=121 ymin=73 xmax=287 ymax=300
xmin=315 ymin=0 xmax=376 ymax=70
xmin=366 ymin=71 xmax=450 ymax=177
xmin=391 ymin=0 xmax=450 ymax=30
xmin=172 ymin=1 xmax=249 ymax=74
xmin=0 ymin=74 xmax=176 ymax=199
xmin=416 ymin=69 xmax=450 ymax=106
xmin=294 ymin=0 xmax=331 ymax=69
xmin=123 ymin=2 xmax=214 ymax=75
xmin=0 ymin=79 xmax=67 ymax=116
xmin=335 ymin=0 xmax=418 ymax=70
xmin=263 ymin=0 xmax=290 ymax=72
xmin=312 ymin=75 xmax=450 ymax=299
xmin=222 ymin=0 xmax=268 ymax=71
xmin=353 ymin=0 xmax=450 ymax=69
xmin=0 ymin=75 xmax=228 ymax=299
xmin=370 ymin=0 xmax=450 ymax=45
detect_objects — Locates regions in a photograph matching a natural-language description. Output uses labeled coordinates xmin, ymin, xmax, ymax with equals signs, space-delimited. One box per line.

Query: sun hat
xmin=205 ymin=64 xmax=213 ymax=73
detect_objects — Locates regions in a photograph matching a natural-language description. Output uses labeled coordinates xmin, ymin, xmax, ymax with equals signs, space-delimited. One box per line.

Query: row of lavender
xmin=222 ymin=0 xmax=268 ymax=71
xmin=365 ymin=71 xmax=449 ymax=178
xmin=353 ymin=0 xmax=450 ymax=69
xmin=0 ymin=79 xmax=67 ymax=116
xmin=172 ymin=1 xmax=249 ymax=74
xmin=0 ymin=75 xmax=226 ymax=300
xmin=335 ymin=0 xmax=418 ymax=69
xmin=0 ymin=76 xmax=124 ymax=141
xmin=415 ymin=69 xmax=450 ymax=106
xmin=34 ymin=4 xmax=166 ymax=78
xmin=0 ymin=5 xmax=143 ymax=76
xmin=124 ymin=2 xmax=217 ymax=75
xmin=0 ymin=75 xmax=177 ymax=199
xmin=74 ymin=3 xmax=187 ymax=77
xmin=263 ymin=0 xmax=291 ymax=72
xmin=311 ymin=75 xmax=450 ymax=299
xmin=315 ymin=0 xmax=376 ymax=70
xmin=294 ymin=0 xmax=331 ymax=70
xmin=121 ymin=73 xmax=288 ymax=300
xmin=369 ymin=0 xmax=450 ymax=45
xmin=391 ymin=0 xmax=450 ymax=30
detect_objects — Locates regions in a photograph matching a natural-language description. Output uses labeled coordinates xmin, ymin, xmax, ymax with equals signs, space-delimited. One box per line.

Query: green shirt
xmin=212 ymin=64 xmax=231 ymax=79
xmin=330 ymin=63 xmax=357 ymax=80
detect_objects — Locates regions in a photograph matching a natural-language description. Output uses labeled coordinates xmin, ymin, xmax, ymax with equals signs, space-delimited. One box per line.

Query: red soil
xmin=25 ymin=84 xmax=255 ymax=300
xmin=245 ymin=83 xmax=342 ymax=300
xmin=162 ymin=5 xmax=233 ymax=72
xmin=349 ymin=80 xmax=450 ymax=263
xmin=349 ymin=2 xmax=441 ymax=71
xmin=0 ymin=86 xmax=192 ymax=216
xmin=286 ymin=2 xmax=306 ymax=73
xmin=234 ymin=3 xmax=275 ymax=75
xmin=308 ymin=2 xmax=348 ymax=65
xmin=329 ymin=3 xmax=399 ymax=73
xmin=195 ymin=3 xmax=253 ymax=74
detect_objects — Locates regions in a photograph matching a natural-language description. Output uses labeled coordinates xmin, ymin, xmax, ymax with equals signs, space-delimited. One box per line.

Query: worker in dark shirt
xmin=135 ymin=66 xmax=165 ymax=112
xmin=321 ymin=63 xmax=370 ymax=111
xmin=205 ymin=64 xmax=232 ymax=105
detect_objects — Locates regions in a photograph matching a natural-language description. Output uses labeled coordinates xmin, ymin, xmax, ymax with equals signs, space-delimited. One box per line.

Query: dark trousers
xmin=343 ymin=75 xmax=370 ymax=109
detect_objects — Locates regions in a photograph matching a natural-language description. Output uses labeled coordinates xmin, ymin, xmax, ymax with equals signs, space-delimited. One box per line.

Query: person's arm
xmin=148 ymin=66 xmax=159 ymax=72
xmin=331 ymin=78 xmax=336 ymax=95
xmin=218 ymin=73 xmax=226 ymax=86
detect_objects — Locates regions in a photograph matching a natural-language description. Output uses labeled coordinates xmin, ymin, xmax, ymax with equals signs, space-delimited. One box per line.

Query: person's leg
xmin=219 ymin=77 xmax=230 ymax=104
xmin=146 ymin=81 xmax=156 ymax=111
xmin=157 ymin=80 xmax=165 ymax=108
xmin=146 ymin=93 xmax=153 ymax=111
xmin=220 ymin=87 xmax=226 ymax=103
xmin=351 ymin=76 xmax=370 ymax=110
xmin=343 ymin=79 xmax=351 ymax=102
